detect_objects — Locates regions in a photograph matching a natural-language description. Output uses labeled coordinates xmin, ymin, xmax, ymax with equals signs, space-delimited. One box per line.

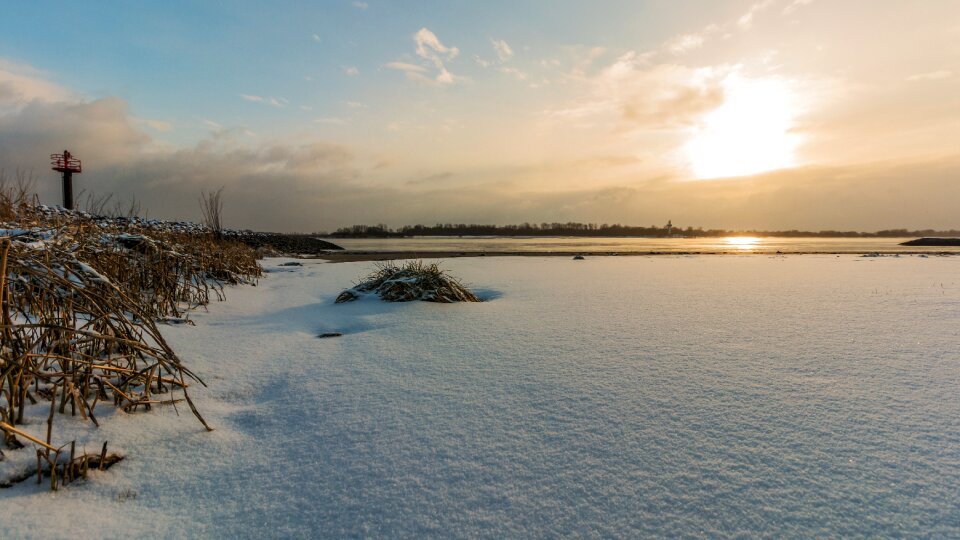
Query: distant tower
xmin=50 ymin=150 xmax=82 ymax=210
xmin=666 ymin=220 xmax=673 ymax=236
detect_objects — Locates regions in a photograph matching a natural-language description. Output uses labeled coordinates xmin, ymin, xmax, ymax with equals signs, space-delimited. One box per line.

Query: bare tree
xmin=200 ymin=187 xmax=225 ymax=237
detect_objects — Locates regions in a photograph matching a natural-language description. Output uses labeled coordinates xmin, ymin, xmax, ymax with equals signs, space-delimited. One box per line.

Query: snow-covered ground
xmin=2 ymin=255 xmax=959 ymax=538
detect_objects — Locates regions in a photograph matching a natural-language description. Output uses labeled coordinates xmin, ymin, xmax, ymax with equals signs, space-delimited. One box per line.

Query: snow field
xmin=2 ymin=255 xmax=959 ymax=538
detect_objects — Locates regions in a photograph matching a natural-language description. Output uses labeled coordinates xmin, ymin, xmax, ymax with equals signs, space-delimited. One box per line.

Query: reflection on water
xmin=330 ymin=236 xmax=960 ymax=254
xmin=723 ymin=236 xmax=761 ymax=250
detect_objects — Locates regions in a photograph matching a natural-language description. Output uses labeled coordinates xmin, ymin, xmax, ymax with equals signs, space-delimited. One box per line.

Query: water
xmin=331 ymin=236 xmax=960 ymax=253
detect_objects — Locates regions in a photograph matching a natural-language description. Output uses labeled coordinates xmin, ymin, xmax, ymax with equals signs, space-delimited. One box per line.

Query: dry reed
xmin=336 ymin=260 xmax=481 ymax=303
xmin=0 ymin=186 xmax=261 ymax=489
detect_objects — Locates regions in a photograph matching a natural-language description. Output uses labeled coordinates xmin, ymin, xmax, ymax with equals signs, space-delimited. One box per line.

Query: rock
xmin=279 ymin=261 xmax=303 ymax=266
xmin=317 ymin=332 xmax=343 ymax=338
xmin=573 ymin=255 xmax=585 ymax=260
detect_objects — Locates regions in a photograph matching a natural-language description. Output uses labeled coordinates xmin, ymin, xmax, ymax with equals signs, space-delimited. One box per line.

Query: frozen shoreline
xmin=2 ymin=255 xmax=959 ymax=538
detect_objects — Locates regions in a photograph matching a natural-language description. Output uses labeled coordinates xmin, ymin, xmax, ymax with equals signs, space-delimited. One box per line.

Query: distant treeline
xmin=325 ymin=223 xmax=960 ymax=238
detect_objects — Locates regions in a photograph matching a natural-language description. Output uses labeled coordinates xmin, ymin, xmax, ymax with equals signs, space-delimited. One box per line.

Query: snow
xmin=2 ymin=255 xmax=960 ymax=538
xmin=0 ymin=228 xmax=56 ymax=250
xmin=74 ymin=262 xmax=112 ymax=285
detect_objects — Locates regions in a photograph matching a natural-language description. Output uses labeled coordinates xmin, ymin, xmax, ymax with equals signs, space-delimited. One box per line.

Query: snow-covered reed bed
xmin=0 ymin=200 xmax=261 ymax=489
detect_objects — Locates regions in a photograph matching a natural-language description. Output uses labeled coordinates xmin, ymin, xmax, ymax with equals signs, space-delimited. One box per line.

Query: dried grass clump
xmin=0 ymin=202 xmax=262 ymax=489
xmin=336 ymin=260 xmax=481 ymax=303
xmin=0 ymin=170 xmax=36 ymax=223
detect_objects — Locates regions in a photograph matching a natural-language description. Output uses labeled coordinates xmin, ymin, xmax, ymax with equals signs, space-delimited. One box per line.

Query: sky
xmin=0 ymin=0 xmax=958 ymax=232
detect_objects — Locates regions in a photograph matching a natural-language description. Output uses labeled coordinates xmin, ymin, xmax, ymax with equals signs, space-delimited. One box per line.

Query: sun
xmin=684 ymin=74 xmax=801 ymax=179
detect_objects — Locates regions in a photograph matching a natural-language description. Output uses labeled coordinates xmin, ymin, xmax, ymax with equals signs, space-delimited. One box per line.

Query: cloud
xmin=738 ymin=0 xmax=775 ymax=29
xmin=0 ymin=61 xmax=363 ymax=231
xmin=315 ymin=117 xmax=348 ymax=125
xmin=81 ymin=141 xmax=362 ymax=231
xmin=500 ymin=67 xmax=527 ymax=81
xmin=435 ymin=68 xmax=455 ymax=84
xmin=352 ymin=1 xmax=368 ymax=9
xmin=0 ymin=59 xmax=77 ymax=108
xmin=298 ymin=156 xmax=960 ymax=232
xmin=312 ymin=34 xmax=321 ymax=42
xmin=385 ymin=61 xmax=432 ymax=83
xmin=343 ymin=66 xmax=359 ymax=76
xmin=191 ymin=154 xmax=960 ymax=232
xmin=474 ymin=55 xmax=492 ymax=68
xmin=241 ymin=94 xmax=286 ymax=107
xmin=906 ymin=70 xmax=952 ymax=82
xmin=491 ymin=39 xmax=513 ymax=62
xmin=0 ymin=93 xmax=362 ymax=230
xmin=655 ymin=0 xmax=789 ymax=59
xmin=385 ymin=61 xmax=426 ymax=73
xmin=782 ymin=0 xmax=814 ymax=15
xmin=565 ymin=46 xmax=609 ymax=79
xmin=546 ymin=52 xmax=726 ymax=130
xmin=387 ymin=28 xmax=462 ymax=85
xmin=666 ymin=33 xmax=706 ymax=55
xmin=406 ymin=171 xmax=454 ymax=186
xmin=136 ymin=117 xmax=173 ymax=132
xmin=0 ymin=97 xmax=150 ymax=170
xmin=414 ymin=28 xmax=459 ymax=67
xmin=202 ymin=118 xmax=224 ymax=131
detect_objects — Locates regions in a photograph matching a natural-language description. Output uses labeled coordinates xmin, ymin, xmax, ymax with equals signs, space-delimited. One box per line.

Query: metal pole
xmin=62 ymin=170 xmax=73 ymax=210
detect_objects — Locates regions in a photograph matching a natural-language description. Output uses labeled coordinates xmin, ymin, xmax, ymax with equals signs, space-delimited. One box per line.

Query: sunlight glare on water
xmin=723 ymin=236 xmax=762 ymax=250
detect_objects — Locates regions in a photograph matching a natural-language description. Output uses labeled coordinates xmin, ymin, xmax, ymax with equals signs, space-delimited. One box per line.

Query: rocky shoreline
xmin=228 ymin=232 xmax=344 ymax=255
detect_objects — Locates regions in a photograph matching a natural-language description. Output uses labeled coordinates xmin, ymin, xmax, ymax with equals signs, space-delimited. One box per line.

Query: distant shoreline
xmin=312 ymin=250 xmax=959 ymax=262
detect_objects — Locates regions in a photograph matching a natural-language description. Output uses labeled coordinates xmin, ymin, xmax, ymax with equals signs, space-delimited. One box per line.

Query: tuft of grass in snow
xmin=0 ymin=202 xmax=262 ymax=489
xmin=336 ymin=260 xmax=482 ymax=303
